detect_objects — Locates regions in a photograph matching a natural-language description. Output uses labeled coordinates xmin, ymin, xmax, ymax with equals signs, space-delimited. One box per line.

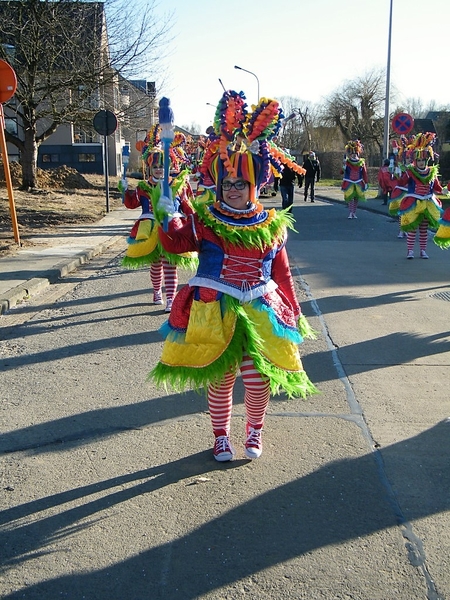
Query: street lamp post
xmin=234 ymin=65 xmax=260 ymax=103
xmin=382 ymin=0 xmax=393 ymax=161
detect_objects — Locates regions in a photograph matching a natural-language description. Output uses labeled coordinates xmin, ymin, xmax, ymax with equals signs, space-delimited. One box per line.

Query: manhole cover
xmin=430 ymin=291 xmax=450 ymax=302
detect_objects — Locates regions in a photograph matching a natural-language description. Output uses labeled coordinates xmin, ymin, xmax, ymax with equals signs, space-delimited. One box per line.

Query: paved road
xmin=0 ymin=189 xmax=449 ymax=599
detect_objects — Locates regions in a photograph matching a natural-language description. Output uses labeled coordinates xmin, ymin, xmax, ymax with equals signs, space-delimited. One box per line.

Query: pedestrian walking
xmin=151 ymin=90 xmax=318 ymax=462
xmin=302 ymin=151 xmax=321 ymax=202
xmin=279 ymin=162 xmax=303 ymax=212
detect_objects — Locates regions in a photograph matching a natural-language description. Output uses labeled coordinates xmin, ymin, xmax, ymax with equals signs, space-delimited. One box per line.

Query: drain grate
xmin=430 ymin=291 xmax=450 ymax=302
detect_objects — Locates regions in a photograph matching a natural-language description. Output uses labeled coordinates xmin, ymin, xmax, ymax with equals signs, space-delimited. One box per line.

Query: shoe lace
xmin=215 ymin=435 xmax=230 ymax=454
xmin=246 ymin=427 xmax=262 ymax=448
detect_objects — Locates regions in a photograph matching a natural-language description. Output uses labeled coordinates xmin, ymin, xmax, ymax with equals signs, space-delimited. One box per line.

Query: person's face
xmin=350 ymin=152 xmax=359 ymax=161
xmin=415 ymin=158 xmax=427 ymax=170
xmin=151 ymin=165 xmax=164 ymax=179
xmin=221 ymin=177 xmax=250 ymax=209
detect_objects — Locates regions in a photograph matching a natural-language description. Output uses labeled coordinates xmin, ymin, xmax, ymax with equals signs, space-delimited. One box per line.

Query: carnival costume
xmin=150 ymin=91 xmax=317 ymax=404
xmin=120 ymin=126 xmax=197 ymax=310
xmin=396 ymin=134 xmax=443 ymax=231
xmin=121 ymin=126 xmax=197 ymax=271
xmin=341 ymin=140 xmax=368 ymax=218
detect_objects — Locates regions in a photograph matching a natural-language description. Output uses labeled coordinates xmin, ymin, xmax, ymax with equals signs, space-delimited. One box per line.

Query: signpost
xmin=93 ymin=109 xmax=118 ymax=212
xmin=0 ymin=59 xmax=20 ymax=245
xmin=391 ymin=112 xmax=414 ymax=136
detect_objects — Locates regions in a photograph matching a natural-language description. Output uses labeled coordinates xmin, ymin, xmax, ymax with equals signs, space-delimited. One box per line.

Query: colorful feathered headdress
xmin=199 ymin=90 xmax=305 ymax=201
xmin=345 ymin=139 xmax=364 ymax=156
xmin=141 ymin=124 xmax=189 ymax=174
xmin=409 ymin=132 xmax=436 ymax=161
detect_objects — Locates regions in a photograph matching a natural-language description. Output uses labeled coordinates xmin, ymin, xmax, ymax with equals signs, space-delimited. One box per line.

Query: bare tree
xmin=321 ymin=69 xmax=387 ymax=161
xmin=0 ymin=0 xmax=172 ymax=190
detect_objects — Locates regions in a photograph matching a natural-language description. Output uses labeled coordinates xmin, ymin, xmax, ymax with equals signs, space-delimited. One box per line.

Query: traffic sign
xmin=0 ymin=60 xmax=17 ymax=103
xmin=93 ymin=110 xmax=118 ymax=136
xmin=391 ymin=113 xmax=414 ymax=135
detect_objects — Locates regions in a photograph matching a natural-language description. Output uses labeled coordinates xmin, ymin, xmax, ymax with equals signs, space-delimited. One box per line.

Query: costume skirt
xmin=150 ymin=288 xmax=318 ymax=399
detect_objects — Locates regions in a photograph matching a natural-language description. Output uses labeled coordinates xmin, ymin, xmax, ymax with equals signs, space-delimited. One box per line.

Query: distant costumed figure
xmin=150 ymin=90 xmax=318 ymax=462
xmin=119 ymin=125 xmax=197 ymax=311
xmin=341 ymin=139 xmax=368 ymax=219
xmin=388 ymin=135 xmax=414 ymax=238
xmin=395 ymin=132 xmax=445 ymax=259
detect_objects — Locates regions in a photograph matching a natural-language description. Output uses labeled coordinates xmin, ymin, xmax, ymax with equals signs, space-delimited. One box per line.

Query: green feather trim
xmin=298 ymin=314 xmax=319 ymax=340
xmin=149 ymin=295 xmax=319 ymax=399
xmin=407 ymin=164 xmax=439 ymax=184
xmin=121 ymin=247 xmax=161 ymax=269
xmin=161 ymin=249 xmax=198 ymax=270
xmin=195 ymin=203 xmax=294 ymax=249
xmin=433 ymin=236 xmax=450 ymax=249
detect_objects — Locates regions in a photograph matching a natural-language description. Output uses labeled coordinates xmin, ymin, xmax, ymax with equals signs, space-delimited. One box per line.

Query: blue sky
xmin=151 ymin=0 xmax=450 ymax=132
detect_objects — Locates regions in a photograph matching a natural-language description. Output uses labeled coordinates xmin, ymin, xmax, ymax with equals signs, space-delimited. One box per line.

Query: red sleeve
xmin=433 ymin=178 xmax=444 ymax=194
xmin=158 ymin=214 xmax=200 ymax=254
xmin=123 ymin=189 xmax=141 ymax=210
xmin=362 ymin=164 xmax=368 ymax=184
xmin=272 ymin=244 xmax=301 ymax=317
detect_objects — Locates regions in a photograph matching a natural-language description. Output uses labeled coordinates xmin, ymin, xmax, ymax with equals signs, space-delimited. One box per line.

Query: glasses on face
xmin=222 ymin=180 xmax=248 ymax=191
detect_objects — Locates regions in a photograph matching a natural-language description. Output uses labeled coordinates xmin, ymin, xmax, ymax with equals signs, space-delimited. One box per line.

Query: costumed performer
xmin=395 ymin=133 xmax=444 ymax=259
xmin=119 ymin=125 xmax=197 ymax=312
xmin=388 ymin=136 xmax=414 ymax=238
xmin=341 ymin=139 xmax=368 ymax=219
xmin=150 ymin=90 xmax=319 ymax=463
xmin=433 ymin=181 xmax=450 ymax=249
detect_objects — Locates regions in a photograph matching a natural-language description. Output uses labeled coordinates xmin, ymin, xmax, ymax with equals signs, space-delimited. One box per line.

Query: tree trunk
xmin=20 ymin=126 xmax=39 ymax=190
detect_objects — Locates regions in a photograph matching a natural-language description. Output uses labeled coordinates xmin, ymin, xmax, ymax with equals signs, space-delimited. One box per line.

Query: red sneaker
xmin=213 ymin=432 xmax=235 ymax=462
xmin=245 ymin=423 xmax=263 ymax=459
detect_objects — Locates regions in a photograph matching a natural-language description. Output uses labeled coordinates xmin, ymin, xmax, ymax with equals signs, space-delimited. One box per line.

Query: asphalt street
xmin=0 ymin=187 xmax=449 ymax=599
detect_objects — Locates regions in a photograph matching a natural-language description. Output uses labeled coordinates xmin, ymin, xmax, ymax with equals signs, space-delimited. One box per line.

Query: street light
xmin=382 ymin=0 xmax=393 ymax=161
xmin=234 ymin=65 xmax=260 ymax=103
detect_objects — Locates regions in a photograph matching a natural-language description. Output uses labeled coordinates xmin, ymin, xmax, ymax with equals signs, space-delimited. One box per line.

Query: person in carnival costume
xmin=388 ymin=136 xmax=414 ymax=238
xmin=150 ymin=90 xmax=318 ymax=462
xmin=119 ymin=125 xmax=197 ymax=312
xmin=395 ymin=132 xmax=445 ymax=259
xmin=341 ymin=139 xmax=368 ymax=219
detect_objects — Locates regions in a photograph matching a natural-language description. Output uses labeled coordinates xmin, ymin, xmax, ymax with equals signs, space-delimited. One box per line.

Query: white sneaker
xmin=398 ymin=231 xmax=405 ymax=238
xmin=153 ymin=292 xmax=163 ymax=305
xmin=407 ymin=250 xmax=414 ymax=259
xmin=165 ymin=298 xmax=173 ymax=312
xmin=420 ymin=250 xmax=429 ymax=259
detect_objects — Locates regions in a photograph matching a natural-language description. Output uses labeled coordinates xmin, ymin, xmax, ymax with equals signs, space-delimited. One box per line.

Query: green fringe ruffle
xmin=149 ymin=296 xmax=319 ymax=399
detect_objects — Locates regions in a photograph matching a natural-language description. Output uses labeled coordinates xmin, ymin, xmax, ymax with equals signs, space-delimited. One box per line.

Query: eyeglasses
xmin=222 ymin=180 xmax=248 ymax=191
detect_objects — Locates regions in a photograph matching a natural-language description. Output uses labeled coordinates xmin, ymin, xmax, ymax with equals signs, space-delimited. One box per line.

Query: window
xmin=42 ymin=154 xmax=59 ymax=163
xmin=4 ymin=118 xmax=17 ymax=135
xmin=78 ymin=153 xmax=96 ymax=162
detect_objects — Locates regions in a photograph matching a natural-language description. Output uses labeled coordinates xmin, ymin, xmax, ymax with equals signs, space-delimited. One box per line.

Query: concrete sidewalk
xmin=0 ymin=206 xmax=139 ymax=314
xmin=0 ymin=186 xmax=387 ymax=315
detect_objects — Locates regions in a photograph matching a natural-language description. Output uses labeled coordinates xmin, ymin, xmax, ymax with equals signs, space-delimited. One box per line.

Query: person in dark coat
xmin=279 ymin=164 xmax=302 ymax=212
xmin=302 ymin=151 xmax=321 ymax=202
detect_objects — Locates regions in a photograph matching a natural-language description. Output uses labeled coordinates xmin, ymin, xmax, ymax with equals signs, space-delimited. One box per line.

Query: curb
xmin=0 ymin=235 xmax=124 ymax=315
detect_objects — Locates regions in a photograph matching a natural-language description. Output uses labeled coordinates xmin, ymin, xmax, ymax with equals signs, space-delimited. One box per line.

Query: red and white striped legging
xmin=150 ymin=257 xmax=178 ymax=300
xmin=406 ymin=219 xmax=428 ymax=252
xmin=207 ymin=355 xmax=271 ymax=435
xmin=348 ymin=199 xmax=358 ymax=215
